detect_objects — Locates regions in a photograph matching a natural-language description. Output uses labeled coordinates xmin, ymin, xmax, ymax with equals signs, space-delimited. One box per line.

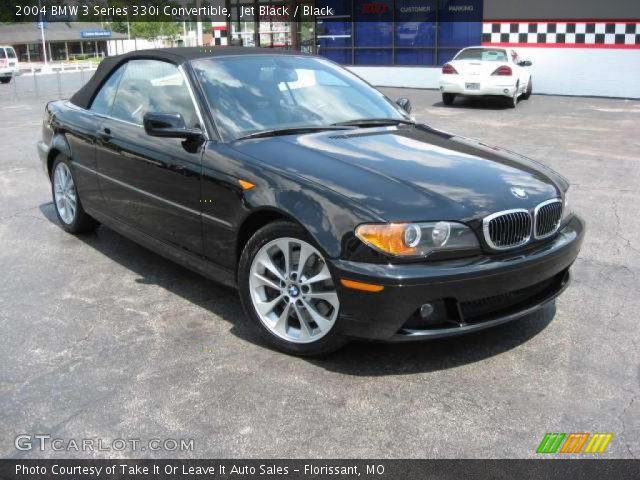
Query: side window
xmin=90 ymin=63 xmax=126 ymax=115
xmin=111 ymin=60 xmax=199 ymax=128
xmin=0 ymin=49 xmax=6 ymax=59
xmin=6 ymin=47 xmax=16 ymax=59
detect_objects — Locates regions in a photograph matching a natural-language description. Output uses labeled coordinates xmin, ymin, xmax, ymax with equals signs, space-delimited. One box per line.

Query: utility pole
xmin=196 ymin=0 xmax=203 ymax=46
xmin=38 ymin=0 xmax=48 ymax=66
xmin=183 ymin=21 xmax=188 ymax=46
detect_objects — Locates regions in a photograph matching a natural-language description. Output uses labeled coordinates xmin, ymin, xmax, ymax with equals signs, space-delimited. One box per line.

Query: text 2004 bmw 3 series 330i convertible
xmin=37 ymin=48 xmax=585 ymax=356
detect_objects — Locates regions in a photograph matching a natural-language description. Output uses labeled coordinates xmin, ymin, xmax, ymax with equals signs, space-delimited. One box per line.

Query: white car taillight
xmin=442 ymin=63 xmax=458 ymax=75
xmin=491 ymin=65 xmax=512 ymax=76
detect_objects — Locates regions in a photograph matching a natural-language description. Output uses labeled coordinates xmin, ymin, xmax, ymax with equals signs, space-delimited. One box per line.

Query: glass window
xmin=312 ymin=0 xmax=482 ymax=67
xmin=320 ymin=49 xmax=352 ymax=65
xmin=395 ymin=49 xmax=435 ymax=65
xmin=455 ymin=48 xmax=508 ymax=61
xmin=395 ymin=0 xmax=437 ymax=47
xmin=437 ymin=49 xmax=460 ymax=65
xmin=111 ymin=60 xmax=198 ymax=128
xmin=317 ymin=20 xmax=352 ymax=48
xmin=355 ymin=49 xmax=393 ymax=65
xmin=6 ymin=47 xmax=16 ymax=59
xmin=395 ymin=22 xmax=437 ymax=47
xmin=90 ymin=63 xmax=126 ymax=115
xmin=438 ymin=22 xmax=482 ymax=48
xmin=192 ymin=55 xmax=404 ymax=141
xmin=354 ymin=0 xmax=393 ymax=47
xmin=230 ymin=0 xmax=255 ymax=46
xmin=316 ymin=0 xmax=352 ymax=48
xmin=0 ymin=49 xmax=5 ymax=59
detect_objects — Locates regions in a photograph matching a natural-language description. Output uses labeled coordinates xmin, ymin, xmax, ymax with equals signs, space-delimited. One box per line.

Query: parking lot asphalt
xmin=1 ymin=81 xmax=639 ymax=459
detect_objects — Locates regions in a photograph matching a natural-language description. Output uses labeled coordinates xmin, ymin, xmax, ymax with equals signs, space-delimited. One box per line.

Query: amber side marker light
xmin=340 ymin=278 xmax=385 ymax=292
xmin=239 ymin=179 xmax=255 ymax=190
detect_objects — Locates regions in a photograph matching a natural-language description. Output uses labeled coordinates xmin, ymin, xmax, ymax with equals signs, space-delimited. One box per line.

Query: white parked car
xmin=0 ymin=45 xmax=19 ymax=83
xmin=439 ymin=46 xmax=532 ymax=108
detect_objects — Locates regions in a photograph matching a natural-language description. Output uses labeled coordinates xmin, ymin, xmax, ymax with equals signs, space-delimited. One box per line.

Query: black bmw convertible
xmin=37 ymin=47 xmax=584 ymax=355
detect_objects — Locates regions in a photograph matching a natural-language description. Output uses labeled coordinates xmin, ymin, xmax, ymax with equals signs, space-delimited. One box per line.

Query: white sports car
xmin=439 ymin=46 xmax=533 ymax=108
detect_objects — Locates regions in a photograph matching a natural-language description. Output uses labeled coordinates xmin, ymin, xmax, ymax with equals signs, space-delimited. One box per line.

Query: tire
xmin=51 ymin=155 xmax=99 ymax=234
xmin=0 ymin=78 xmax=11 ymax=84
xmin=522 ymin=79 xmax=532 ymax=100
xmin=442 ymin=93 xmax=455 ymax=106
xmin=506 ymin=87 xmax=518 ymax=108
xmin=238 ymin=220 xmax=348 ymax=356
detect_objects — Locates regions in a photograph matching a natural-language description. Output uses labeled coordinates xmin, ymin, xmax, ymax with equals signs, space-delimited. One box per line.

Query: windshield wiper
xmin=235 ymin=126 xmax=355 ymax=141
xmin=331 ymin=118 xmax=416 ymax=128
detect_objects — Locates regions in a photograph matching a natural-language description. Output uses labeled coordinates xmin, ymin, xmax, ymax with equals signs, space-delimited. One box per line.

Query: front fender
xmin=242 ymin=176 xmax=379 ymax=259
xmin=51 ymin=133 xmax=72 ymax=160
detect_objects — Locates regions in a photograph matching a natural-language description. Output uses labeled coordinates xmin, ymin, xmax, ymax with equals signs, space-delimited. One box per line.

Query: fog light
xmin=420 ymin=303 xmax=435 ymax=318
xmin=503 ymin=89 xmax=509 ymax=94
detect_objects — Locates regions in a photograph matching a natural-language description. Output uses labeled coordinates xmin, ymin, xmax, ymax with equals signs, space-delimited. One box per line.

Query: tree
xmin=129 ymin=22 xmax=181 ymax=46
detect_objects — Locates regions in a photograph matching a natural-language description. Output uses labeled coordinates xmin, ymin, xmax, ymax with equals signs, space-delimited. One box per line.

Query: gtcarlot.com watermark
xmin=15 ymin=435 xmax=194 ymax=452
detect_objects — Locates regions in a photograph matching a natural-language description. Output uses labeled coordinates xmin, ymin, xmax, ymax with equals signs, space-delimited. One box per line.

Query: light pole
xmin=196 ymin=0 xmax=203 ymax=46
xmin=38 ymin=0 xmax=48 ymax=66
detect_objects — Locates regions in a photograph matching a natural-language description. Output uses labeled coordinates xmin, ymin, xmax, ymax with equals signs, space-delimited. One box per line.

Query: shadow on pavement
xmin=432 ymin=96 xmax=524 ymax=110
xmin=310 ymin=304 xmax=555 ymax=376
xmin=39 ymin=202 xmax=556 ymax=376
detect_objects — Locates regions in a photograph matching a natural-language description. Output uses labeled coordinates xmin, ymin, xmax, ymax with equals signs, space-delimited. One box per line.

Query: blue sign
xmin=80 ymin=30 xmax=112 ymax=39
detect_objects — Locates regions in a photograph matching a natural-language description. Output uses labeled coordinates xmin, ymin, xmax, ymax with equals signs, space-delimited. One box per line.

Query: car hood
xmin=230 ymin=125 xmax=565 ymax=223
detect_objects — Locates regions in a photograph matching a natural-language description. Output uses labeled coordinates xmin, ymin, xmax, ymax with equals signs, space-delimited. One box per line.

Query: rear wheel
xmin=442 ymin=93 xmax=456 ymax=106
xmin=238 ymin=221 xmax=348 ymax=356
xmin=0 ymin=77 xmax=11 ymax=84
xmin=522 ymin=79 xmax=533 ymax=100
xmin=506 ymin=86 xmax=519 ymax=108
xmin=51 ymin=156 xmax=99 ymax=234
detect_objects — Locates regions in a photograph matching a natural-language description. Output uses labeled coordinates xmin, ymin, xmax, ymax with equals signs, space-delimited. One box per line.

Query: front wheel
xmin=51 ymin=156 xmax=99 ymax=234
xmin=0 ymin=77 xmax=11 ymax=84
xmin=442 ymin=93 xmax=456 ymax=106
xmin=238 ymin=221 xmax=348 ymax=356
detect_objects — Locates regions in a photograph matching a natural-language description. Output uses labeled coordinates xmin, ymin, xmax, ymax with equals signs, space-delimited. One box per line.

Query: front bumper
xmin=0 ymin=67 xmax=18 ymax=78
xmin=439 ymin=76 xmax=516 ymax=97
xmin=329 ymin=215 xmax=585 ymax=341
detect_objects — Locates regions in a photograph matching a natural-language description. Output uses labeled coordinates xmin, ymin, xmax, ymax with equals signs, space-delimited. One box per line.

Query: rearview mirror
xmin=143 ymin=112 xmax=202 ymax=139
xmin=396 ymin=97 xmax=412 ymax=114
xmin=518 ymin=60 xmax=533 ymax=67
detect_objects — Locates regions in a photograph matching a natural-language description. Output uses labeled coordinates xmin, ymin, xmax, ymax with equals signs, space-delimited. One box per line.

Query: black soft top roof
xmin=70 ymin=47 xmax=305 ymax=109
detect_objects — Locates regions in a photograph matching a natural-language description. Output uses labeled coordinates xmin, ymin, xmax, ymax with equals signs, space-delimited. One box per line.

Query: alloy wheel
xmin=249 ymin=237 xmax=339 ymax=344
xmin=53 ymin=162 xmax=77 ymax=224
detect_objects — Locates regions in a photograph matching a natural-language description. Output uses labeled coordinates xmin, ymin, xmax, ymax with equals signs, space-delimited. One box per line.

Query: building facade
xmin=215 ymin=0 xmax=640 ymax=98
xmin=0 ymin=22 xmax=125 ymax=63
xmin=224 ymin=0 xmax=482 ymax=66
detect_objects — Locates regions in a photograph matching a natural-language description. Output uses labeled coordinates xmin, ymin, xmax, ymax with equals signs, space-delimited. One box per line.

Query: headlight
xmin=562 ymin=188 xmax=573 ymax=221
xmin=355 ymin=221 xmax=479 ymax=257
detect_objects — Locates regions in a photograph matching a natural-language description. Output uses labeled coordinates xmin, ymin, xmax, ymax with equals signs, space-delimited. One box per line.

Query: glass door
xmin=258 ymin=1 xmax=292 ymax=49
xmin=297 ymin=1 xmax=316 ymax=54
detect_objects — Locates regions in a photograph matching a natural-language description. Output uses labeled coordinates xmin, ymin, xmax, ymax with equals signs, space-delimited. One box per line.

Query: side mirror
xmin=143 ymin=112 xmax=202 ymax=139
xmin=396 ymin=97 xmax=412 ymax=114
xmin=518 ymin=60 xmax=533 ymax=67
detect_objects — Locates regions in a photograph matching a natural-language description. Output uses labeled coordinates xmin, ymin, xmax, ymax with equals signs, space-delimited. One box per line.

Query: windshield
xmin=191 ymin=55 xmax=406 ymax=141
xmin=455 ymin=48 xmax=508 ymax=62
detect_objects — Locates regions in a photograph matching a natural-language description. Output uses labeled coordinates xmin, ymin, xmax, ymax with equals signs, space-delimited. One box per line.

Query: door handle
xmin=98 ymin=127 xmax=112 ymax=141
